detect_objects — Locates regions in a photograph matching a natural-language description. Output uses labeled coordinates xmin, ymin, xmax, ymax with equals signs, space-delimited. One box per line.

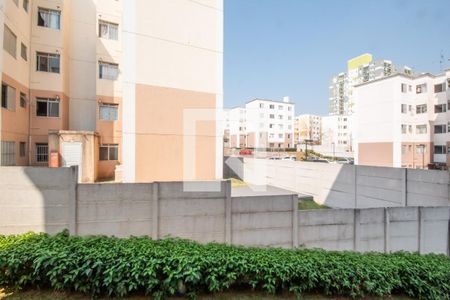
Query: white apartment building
xmin=321 ymin=115 xmax=353 ymax=152
xmin=329 ymin=53 xmax=413 ymax=116
xmin=354 ymin=70 xmax=450 ymax=168
xmin=294 ymin=114 xmax=321 ymax=144
xmin=224 ymin=107 xmax=246 ymax=148
xmin=245 ymin=97 xmax=295 ymax=149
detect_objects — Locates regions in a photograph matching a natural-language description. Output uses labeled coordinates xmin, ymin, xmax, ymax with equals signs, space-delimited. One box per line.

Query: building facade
xmin=245 ymin=97 xmax=295 ymax=149
xmin=321 ymin=115 xmax=353 ymax=153
xmin=0 ymin=0 xmax=223 ymax=182
xmin=354 ymin=70 xmax=450 ymax=168
xmin=224 ymin=107 xmax=246 ymax=148
xmin=329 ymin=53 xmax=413 ymax=116
xmin=294 ymin=114 xmax=321 ymax=144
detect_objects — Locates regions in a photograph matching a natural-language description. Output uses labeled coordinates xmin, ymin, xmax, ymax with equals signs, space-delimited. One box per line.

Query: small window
xmin=35 ymin=143 xmax=48 ymax=163
xmin=36 ymin=52 xmax=60 ymax=73
xmin=269 ymin=104 xmax=274 ymax=109
xmin=416 ymin=145 xmax=426 ymax=154
xmin=23 ymin=0 xmax=29 ymax=12
xmin=1 ymin=141 xmax=15 ymax=166
xmin=416 ymin=104 xmax=427 ymax=114
xmin=99 ymin=62 xmax=119 ymax=80
xmin=434 ymin=104 xmax=447 ymax=113
xmin=259 ymin=103 xmax=264 ymax=108
xmin=269 ymin=114 xmax=274 ymax=119
xmin=416 ymin=83 xmax=427 ymax=94
xmin=278 ymin=105 xmax=283 ymax=110
xmin=401 ymin=104 xmax=407 ymax=114
xmin=38 ymin=8 xmax=61 ymax=30
xmin=99 ymin=144 xmax=118 ymax=161
xmin=447 ymin=78 xmax=450 ymax=88
xmin=434 ymin=145 xmax=446 ymax=155
xmin=401 ymin=83 xmax=407 ymax=93
xmin=1 ymin=83 xmax=16 ymax=111
xmin=3 ymin=25 xmax=17 ymax=58
xmin=434 ymin=83 xmax=445 ymax=93
xmin=278 ymin=134 xmax=283 ymax=138
xmin=401 ymin=124 xmax=407 ymax=134
xmin=20 ymin=92 xmax=26 ymax=108
xmin=99 ymin=103 xmax=118 ymax=121
xmin=416 ymin=125 xmax=427 ymax=134
xmin=36 ymin=98 xmax=59 ymax=117
xmin=20 ymin=43 xmax=27 ymax=61
xmin=19 ymin=142 xmax=26 ymax=157
xmin=434 ymin=124 xmax=446 ymax=134
xmin=288 ymin=106 xmax=292 ymax=111
xmin=99 ymin=20 xmax=118 ymax=40
xmin=278 ymin=115 xmax=283 ymax=119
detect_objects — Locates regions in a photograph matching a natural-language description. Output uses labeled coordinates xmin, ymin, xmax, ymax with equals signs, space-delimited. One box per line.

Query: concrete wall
xmin=1 ymin=167 xmax=449 ymax=255
xmin=243 ymin=158 xmax=449 ymax=208
xmin=298 ymin=207 xmax=450 ymax=255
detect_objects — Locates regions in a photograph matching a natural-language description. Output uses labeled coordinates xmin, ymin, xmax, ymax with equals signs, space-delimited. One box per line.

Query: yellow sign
xmin=347 ymin=53 xmax=372 ymax=70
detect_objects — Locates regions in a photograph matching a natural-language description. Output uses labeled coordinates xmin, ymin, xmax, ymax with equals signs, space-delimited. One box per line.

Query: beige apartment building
xmin=0 ymin=0 xmax=223 ymax=182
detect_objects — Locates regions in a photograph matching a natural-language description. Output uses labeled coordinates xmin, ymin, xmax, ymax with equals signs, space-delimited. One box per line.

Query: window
xmin=434 ymin=124 xmax=446 ymax=134
xmin=416 ymin=104 xmax=427 ymax=114
xmin=19 ymin=142 xmax=26 ymax=157
xmin=99 ymin=62 xmax=119 ymax=80
xmin=1 ymin=83 xmax=16 ymax=111
xmin=259 ymin=103 xmax=264 ymax=108
xmin=38 ymin=8 xmax=61 ymax=29
xmin=99 ymin=20 xmax=118 ymax=40
xmin=20 ymin=43 xmax=27 ymax=61
xmin=401 ymin=83 xmax=407 ymax=93
xmin=448 ymin=122 xmax=450 ymax=133
xmin=100 ymin=144 xmax=118 ymax=161
xmin=269 ymin=124 xmax=274 ymax=128
xmin=278 ymin=134 xmax=283 ymax=138
xmin=434 ymin=104 xmax=447 ymax=113
xmin=278 ymin=115 xmax=283 ymax=119
xmin=99 ymin=103 xmax=118 ymax=121
xmin=434 ymin=145 xmax=446 ymax=155
xmin=278 ymin=124 xmax=283 ymax=129
xmin=448 ymin=78 xmax=450 ymax=88
xmin=269 ymin=104 xmax=274 ymax=109
xmin=23 ymin=0 xmax=29 ymax=12
xmin=35 ymin=143 xmax=48 ymax=163
xmin=288 ymin=116 xmax=292 ymax=120
xmin=401 ymin=104 xmax=407 ymax=114
xmin=416 ymin=83 xmax=427 ymax=94
xmin=288 ymin=107 xmax=292 ymax=111
xmin=269 ymin=114 xmax=274 ymax=119
xmin=3 ymin=25 xmax=17 ymax=58
xmin=434 ymin=83 xmax=445 ymax=93
xmin=278 ymin=105 xmax=283 ymax=110
xmin=36 ymin=52 xmax=60 ymax=73
xmin=416 ymin=125 xmax=427 ymax=134
xmin=1 ymin=141 xmax=15 ymax=166
xmin=36 ymin=98 xmax=59 ymax=117
xmin=416 ymin=145 xmax=426 ymax=154
xmin=401 ymin=124 xmax=407 ymax=134
xmin=20 ymin=92 xmax=26 ymax=108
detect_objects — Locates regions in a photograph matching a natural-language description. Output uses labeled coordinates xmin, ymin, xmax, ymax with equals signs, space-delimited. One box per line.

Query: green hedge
xmin=1 ymin=232 xmax=449 ymax=299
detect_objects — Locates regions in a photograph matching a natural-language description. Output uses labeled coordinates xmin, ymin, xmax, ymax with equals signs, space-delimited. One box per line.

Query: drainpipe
xmin=27 ymin=4 xmax=33 ymax=166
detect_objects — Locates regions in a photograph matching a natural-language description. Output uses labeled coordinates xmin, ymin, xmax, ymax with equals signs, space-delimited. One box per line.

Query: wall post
xmin=68 ymin=166 xmax=78 ymax=235
xmin=403 ymin=168 xmax=408 ymax=206
xmin=292 ymin=194 xmax=298 ymax=248
xmin=418 ymin=207 xmax=423 ymax=254
xmin=384 ymin=208 xmax=390 ymax=253
xmin=152 ymin=182 xmax=159 ymax=240
xmin=353 ymin=209 xmax=361 ymax=251
xmin=225 ymin=180 xmax=232 ymax=244
xmin=354 ymin=166 xmax=358 ymax=208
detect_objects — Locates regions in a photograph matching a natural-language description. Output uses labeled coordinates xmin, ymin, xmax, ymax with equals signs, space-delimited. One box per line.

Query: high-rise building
xmin=0 ymin=0 xmax=223 ymax=182
xmin=294 ymin=114 xmax=321 ymax=144
xmin=329 ymin=53 xmax=413 ymax=116
xmin=354 ymin=70 xmax=450 ymax=168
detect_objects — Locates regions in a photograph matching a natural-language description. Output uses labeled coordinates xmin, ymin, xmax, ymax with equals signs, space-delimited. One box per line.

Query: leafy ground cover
xmin=298 ymin=199 xmax=329 ymax=210
xmin=0 ymin=232 xmax=448 ymax=299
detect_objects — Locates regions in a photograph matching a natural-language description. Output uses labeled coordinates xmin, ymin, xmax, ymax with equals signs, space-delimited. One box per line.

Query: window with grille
xmin=19 ymin=142 xmax=26 ymax=157
xmin=434 ymin=104 xmax=447 ymax=113
xmin=434 ymin=124 xmax=446 ymax=134
xmin=37 ymin=52 xmax=60 ymax=73
xmin=416 ymin=104 xmax=427 ymax=114
xmin=20 ymin=43 xmax=27 ymax=61
xmin=1 ymin=83 xmax=16 ymax=111
xmin=1 ymin=141 xmax=15 ymax=166
xmin=36 ymin=98 xmax=59 ymax=117
xmin=35 ymin=143 xmax=48 ymax=163
xmin=99 ymin=144 xmax=118 ymax=161
xmin=20 ymin=92 xmax=26 ymax=108
xmin=99 ymin=62 xmax=119 ymax=80
xmin=99 ymin=103 xmax=118 ymax=121
xmin=99 ymin=20 xmax=118 ymax=40
xmin=434 ymin=83 xmax=445 ymax=93
xmin=434 ymin=145 xmax=446 ymax=155
xmin=38 ymin=8 xmax=61 ymax=29
xmin=3 ymin=25 xmax=17 ymax=58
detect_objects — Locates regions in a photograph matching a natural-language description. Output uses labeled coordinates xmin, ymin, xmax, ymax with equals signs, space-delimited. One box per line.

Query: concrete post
xmin=384 ymin=208 xmax=390 ymax=253
xmin=225 ymin=180 xmax=232 ymax=244
xmin=353 ymin=209 xmax=361 ymax=251
xmin=354 ymin=166 xmax=358 ymax=208
xmin=418 ymin=207 xmax=423 ymax=254
xmin=68 ymin=166 xmax=78 ymax=235
xmin=152 ymin=182 xmax=159 ymax=240
xmin=403 ymin=169 xmax=408 ymax=207
xmin=292 ymin=194 xmax=298 ymax=248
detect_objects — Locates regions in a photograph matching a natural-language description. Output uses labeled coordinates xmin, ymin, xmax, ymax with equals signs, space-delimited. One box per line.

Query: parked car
xmin=282 ymin=156 xmax=296 ymax=161
xmin=239 ymin=149 xmax=253 ymax=155
xmin=336 ymin=158 xmax=354 ymax=165
xmin=268 ymin=157 xmax=281 ymax=160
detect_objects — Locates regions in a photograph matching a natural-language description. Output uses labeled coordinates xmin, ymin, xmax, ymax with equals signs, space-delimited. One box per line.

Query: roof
xmin=245 ymin=98 xmax=295 ymax=105
xmin=354 ymin=72 xmax=441 ymax=88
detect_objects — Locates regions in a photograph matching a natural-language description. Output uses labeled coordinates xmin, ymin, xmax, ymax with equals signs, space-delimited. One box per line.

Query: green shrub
xmin=0 ymin=231 xmax=449 ymax=299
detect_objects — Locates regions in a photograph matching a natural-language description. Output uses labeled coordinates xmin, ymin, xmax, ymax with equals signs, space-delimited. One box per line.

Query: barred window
xmin=100 ymin=144 xmax=118 ymax=161
xmin=37 ymin=52 xmax=60 ymax=73
xmin=1 ymin=141 xmax=15 ymax=166
xmin=99 ymin=103 xmax=118 ymax=121
xmin=99 ymin=62 xmax=119 ymax=80
xmin=35 ymin=143 xmax=48 ymax=163
xmin=99 ymin=20 xmax=118 ymax=40
xmin=38 ymin=8 xmax=61 ymax=29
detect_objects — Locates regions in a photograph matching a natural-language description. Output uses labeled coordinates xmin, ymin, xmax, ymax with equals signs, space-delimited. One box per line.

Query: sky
xmin=224 ymin=0 xmax=450 ymax=115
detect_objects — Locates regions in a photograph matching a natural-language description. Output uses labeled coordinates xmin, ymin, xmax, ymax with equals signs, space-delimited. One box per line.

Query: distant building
xmin=294 ymin=114 xmax=321 ymax=144
xmin=224 ymin=107 xmax=247 ymax=148
xmin=329 ymin=53 xmax=413 ymax=116
xmin=354 ymin=69 xmax=450 ymax=168
xmin=321 ymin=115 xmax=353 ymax=153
